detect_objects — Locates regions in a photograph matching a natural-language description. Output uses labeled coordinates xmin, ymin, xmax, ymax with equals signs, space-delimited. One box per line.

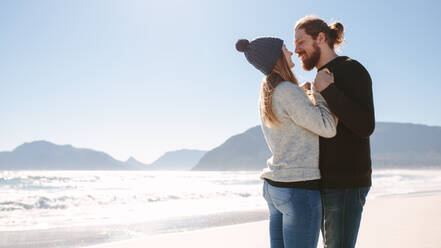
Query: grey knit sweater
xmin=260 ymin=81 xmax=338 ymax=182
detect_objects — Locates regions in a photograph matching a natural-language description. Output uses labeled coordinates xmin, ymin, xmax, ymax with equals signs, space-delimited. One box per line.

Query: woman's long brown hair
xmin=260 ymin=51 xmax=299 ymax=128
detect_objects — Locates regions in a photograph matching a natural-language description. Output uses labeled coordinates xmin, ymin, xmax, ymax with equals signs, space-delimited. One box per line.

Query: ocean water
xmin=1 ymin=169 xmax=441 ymax=232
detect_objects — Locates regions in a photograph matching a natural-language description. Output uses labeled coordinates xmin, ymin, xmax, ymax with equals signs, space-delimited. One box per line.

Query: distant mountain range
xmin=0 ymin=141 xmax=205 ymax=170
xmin=370 ymin=122 xmax=441 ymax=168
xmin=193 ymin=122 xmax=441 ymax=170
xmin=192 ymin=127 xmax=270 ymax=171
xmin=148 ymin=149 xmax=207 ymax=170
xmin=0 ymin=141 xmax=135 ymax=170
xmin=1 ymin=122 xmax=440 ymax=170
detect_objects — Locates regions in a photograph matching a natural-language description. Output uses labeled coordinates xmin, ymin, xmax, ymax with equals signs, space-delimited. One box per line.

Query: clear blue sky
xmin=1 ymin=0 xmax=440 ymax=163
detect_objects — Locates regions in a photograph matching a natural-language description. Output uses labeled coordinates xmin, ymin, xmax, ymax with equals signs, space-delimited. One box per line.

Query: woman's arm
xmin=276 ymin=82 xmax=338 ymax=138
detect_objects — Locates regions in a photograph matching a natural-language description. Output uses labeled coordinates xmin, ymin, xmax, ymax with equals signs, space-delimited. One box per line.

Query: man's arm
xmin=319 ymin=62 xmax=375 ymax=138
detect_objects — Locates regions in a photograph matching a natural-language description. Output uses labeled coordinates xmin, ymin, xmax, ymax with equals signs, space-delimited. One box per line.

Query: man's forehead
xmin=294 ymin=29 xmax=307 ymax=41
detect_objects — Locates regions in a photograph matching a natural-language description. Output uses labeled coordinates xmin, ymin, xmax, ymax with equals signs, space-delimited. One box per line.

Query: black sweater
xmin=319 ymin=56 xmax=375 ymax=189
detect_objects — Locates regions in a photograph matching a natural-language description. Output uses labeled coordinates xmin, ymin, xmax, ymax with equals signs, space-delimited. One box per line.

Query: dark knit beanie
xmin=235 ymin=37 xmax=283 ymax=75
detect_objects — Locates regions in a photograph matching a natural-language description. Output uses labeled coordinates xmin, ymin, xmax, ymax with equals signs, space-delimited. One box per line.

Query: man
xmin=294 ymin=15 xmax=375 ymax=248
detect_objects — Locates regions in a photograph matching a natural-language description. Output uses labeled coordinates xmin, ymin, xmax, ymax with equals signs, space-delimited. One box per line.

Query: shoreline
xmin=0 ymin=209 xmax=268 ymax=248
xmin=85 ymin=192 xmax=441 ymax=248
xmin=1 ymin=191 xmax=440 ymax=248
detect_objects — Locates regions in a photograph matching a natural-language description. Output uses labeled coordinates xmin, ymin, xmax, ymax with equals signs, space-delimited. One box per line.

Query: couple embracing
xmin=236 ymin=15 xmax=375 ymax=248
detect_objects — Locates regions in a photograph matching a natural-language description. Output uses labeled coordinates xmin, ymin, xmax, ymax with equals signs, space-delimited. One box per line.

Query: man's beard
xmin=301 ymin=42 xmax=321 ymax=71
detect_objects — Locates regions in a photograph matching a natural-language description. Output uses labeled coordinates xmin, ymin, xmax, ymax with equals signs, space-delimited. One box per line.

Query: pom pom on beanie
xmin=235 ymin=39 xmax=250 ymax=52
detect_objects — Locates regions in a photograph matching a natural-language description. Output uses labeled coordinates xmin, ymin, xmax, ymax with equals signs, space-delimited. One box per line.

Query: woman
xmin=236 ymin=37 xmax=337 ymax=248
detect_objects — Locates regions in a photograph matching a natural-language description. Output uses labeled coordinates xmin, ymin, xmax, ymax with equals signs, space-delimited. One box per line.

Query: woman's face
xmin=282 ymin=44 xmax=295 ymax=69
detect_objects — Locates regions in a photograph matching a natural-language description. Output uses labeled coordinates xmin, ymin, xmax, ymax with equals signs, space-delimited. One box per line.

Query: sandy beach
xmin=86 ymin=193 xmax=441 ymax=248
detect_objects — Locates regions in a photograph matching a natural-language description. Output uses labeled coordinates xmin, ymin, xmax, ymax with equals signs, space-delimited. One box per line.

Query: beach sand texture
xmin=88 ymin=194 xmax=441 ymax=248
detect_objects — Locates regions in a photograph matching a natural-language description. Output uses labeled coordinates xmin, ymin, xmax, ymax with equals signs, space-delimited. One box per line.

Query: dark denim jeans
xmin=321 ymin=187 xmax=370 ymax=248
xmin=263 ymin=181 xmax=322 ymax=248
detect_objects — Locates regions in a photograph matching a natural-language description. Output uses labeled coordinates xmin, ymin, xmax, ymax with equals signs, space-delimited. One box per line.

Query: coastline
xmin=2 ymin=168 xmax=441 ymax=248
xmin=85 ymin=193 xmax=441 ymax=248
xmin=0 ymin=210 xmax=268 ymax=248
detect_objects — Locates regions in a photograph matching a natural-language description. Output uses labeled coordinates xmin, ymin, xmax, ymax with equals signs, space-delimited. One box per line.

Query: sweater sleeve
xmin=320 ymin=61 xmax=375 ymax=138
xmin=276 ymin=82 xmax=338 ymax=138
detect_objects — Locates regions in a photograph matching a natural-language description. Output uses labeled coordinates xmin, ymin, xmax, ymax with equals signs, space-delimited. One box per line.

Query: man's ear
xmin=317 ymin=32 xmax=326 ymax=45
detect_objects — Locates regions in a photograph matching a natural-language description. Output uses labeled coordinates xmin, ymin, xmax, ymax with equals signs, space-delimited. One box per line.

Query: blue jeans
xmin=321 ymin=187 xmax=370 ymax=248
xmin=263 ymin=181 xmax=322 ymax=248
